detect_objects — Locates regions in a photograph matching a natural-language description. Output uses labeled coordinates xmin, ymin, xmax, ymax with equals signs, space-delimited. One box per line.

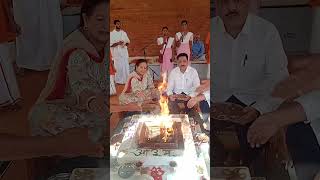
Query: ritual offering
xmin=211 ymin=102 xmax=244 ymax=122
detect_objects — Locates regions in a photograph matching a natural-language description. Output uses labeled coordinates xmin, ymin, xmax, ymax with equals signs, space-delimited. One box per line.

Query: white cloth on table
xmin=110 ymin=29 xmax=130 ymax=84
xmin=211 ymin=14 xmax=289 ymax=114
xmin=13 ymin=0 xmax=63 ymax=71
xmin=166 ymin=66 xmax=200 ymax=97
xmin=0 ymin=42 xmax=21 ymax=106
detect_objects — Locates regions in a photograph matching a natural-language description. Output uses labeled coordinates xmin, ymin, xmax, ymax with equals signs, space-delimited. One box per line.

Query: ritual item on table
xmin=211 ymin=102 xmax=244 ymax=122
xmin=118 ymin=164 xmax=136 ymax=179
xmin=150 ymin=167 xmax=165 ymax=180
xmin=212 ymin=167 xmax=251 ymax=180
xmin=169 ymin=161 xmax=177 ymax=173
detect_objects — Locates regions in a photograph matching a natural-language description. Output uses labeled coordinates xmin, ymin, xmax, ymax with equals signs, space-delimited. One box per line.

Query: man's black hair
xmin=177 ymin=53 xmax=188 ymax=60
xmin=162 ymin=26 xmax=168 ymax=31
xmin=114 ymin=19 xmax=120 ymax=25
xmin=181 ymin=20 xmax=188 ymax=25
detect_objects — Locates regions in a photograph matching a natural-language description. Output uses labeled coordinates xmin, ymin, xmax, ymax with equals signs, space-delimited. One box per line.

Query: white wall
xmin=310 ymin=7 xmax=320 ymax=53
xmin=259 ymin=6 xmax=312 ymax=54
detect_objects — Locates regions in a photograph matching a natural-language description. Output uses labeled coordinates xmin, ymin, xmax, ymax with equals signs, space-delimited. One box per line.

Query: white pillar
xmin=310 ymin=7 xmax=320 ymax=54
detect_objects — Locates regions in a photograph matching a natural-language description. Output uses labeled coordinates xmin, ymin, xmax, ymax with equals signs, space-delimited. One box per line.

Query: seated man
xmin=248 ymin=91 xmax=320 ymax=180
xmin=248 ymin=54 xmax=320 ymax=180
xmin=187 ymin=80 xmax=210 ymax=132
xmin=191 ymin=33 xmax=206 ymax=61
xmin=166 ymin=53 xmax=200 ymax=114
xmin=212 ymin=0 xmax=288 ymax=172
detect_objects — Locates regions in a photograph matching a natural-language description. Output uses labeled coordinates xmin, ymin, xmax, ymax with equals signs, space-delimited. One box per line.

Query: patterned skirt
xmin=119 ymin=88 xmax=160 ymax=105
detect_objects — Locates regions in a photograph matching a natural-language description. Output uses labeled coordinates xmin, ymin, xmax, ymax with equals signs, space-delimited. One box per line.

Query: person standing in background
xmin=157 ymin=26 xmax=175 ymax=76
xmin=110 ymin=51 xmax=117 ymax=95
xmin=13 ymin=0 xmax=63 ymax=72
xmin=205 ymin=31 xmax=210 ymax=79
xmin=0 ymin=0 xmax=22 ymax=111
xmin=110 ymin=20 xmax=130 ymax=84
xmin=175 ymin=20 xmax=193 ymax=61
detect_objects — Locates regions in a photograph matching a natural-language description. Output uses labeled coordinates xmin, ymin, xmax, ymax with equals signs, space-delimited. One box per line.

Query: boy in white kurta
xmin=13 ymin=0 xmax=63 ymax=71
xmin=110 ymin=20 xmax=130 ymax=84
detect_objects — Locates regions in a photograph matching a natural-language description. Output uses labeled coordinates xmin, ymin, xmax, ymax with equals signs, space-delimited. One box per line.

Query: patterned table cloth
xmin=69 ymin=115 xmax=210 ymax=180
xmin=110 ymin=114 xmax=209 ymax=180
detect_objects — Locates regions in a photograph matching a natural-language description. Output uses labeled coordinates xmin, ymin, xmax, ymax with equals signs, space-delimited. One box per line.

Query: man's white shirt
xmin=211 ymin=13 xmax=289 ymax=114
xmin=166 ymin=66 xmax=200 ymax=97
xmin=203 ymin=90 xmax=210 ymax=106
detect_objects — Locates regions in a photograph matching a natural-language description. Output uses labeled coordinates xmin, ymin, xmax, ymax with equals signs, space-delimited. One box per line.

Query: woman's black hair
xmin=134 ymin=59 xmax=148 ymax=71
xmin=80 ymin=0 xmax=108 ymax=27
xmin=162 ymin=26 xmax=168 ymax=31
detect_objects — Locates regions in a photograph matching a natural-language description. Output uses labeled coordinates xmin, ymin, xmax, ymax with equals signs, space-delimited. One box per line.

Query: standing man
xmin=110 ymin=20 xmax=130 ymax=85
xmin=212 ymin=0 xmax=288 ymax=172
xmin=13 ymin=0 xmax=63 ymax=71
xmin=0 ymin=0 xmax=21 ymax=111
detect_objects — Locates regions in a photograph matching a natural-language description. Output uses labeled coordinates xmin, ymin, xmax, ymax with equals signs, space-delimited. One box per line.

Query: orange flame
xmin=158 ymin=73 xmax=169 ymax=115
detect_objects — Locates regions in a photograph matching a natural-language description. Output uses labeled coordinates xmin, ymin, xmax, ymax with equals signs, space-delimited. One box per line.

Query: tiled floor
xmin=0 ymin=70 xmax=49 ymax=180
xmin=0 ymin=70 xmax=49 ymax=135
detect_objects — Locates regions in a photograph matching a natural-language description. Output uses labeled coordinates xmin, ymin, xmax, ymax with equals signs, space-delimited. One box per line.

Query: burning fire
xmin=160 ymin=121 xmax=174 ymax=142
xmin=158 ymin=73 xmax=169 ymax=115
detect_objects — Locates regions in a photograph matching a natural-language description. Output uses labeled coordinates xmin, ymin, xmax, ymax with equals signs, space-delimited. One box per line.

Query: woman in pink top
xmin=175 ymin=20 xmax=193 ymax=60
xmin=157 ymin=26 xmax=175 ymax=75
